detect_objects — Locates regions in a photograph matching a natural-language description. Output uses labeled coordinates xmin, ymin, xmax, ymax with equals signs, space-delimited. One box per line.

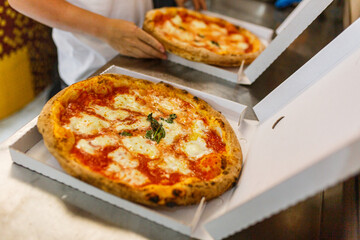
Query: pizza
xmin=37 ymin=74 xmax=242 ymax=207
xmin=143 ymin=7 xmax=264 ymax=66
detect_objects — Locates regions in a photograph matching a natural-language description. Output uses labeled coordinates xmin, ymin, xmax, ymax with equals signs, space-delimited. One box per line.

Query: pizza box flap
xmin=166 ymin=0 xmax=334 ymax=85
xmin=203 ymin=19 xmax=360 ymax=239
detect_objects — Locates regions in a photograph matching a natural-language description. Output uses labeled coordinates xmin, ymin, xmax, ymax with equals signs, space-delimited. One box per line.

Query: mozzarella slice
xmin=65 ymin=113 xmax=110 ymax=135
xmin=151 ymin=96 xmax=183 ymax=114
xmin=106 ymin=164 xmax=149 ymax=186
xmin=76 ymin=135 xmax=118 ymax=155
xmin=163 ymin=20 xmax=177 ymax=34
xmin=182 ymin=138 xmax=212 ymax=160
xmin=160 ymin=120 xmax=183 ymax=145
xmin=190 ymin=20 xmax=207 ymax=29
xmin=230 ymin=34 xmax=244 ymax=41
xmin=171 ymin=15 xmax=183 ymax=26
xmin=122 ymin=136 xmax=159 ymax=159
xmin=237 ymin=42 xmax=249 ymax=50
xmin=108 ymin=147 xmax=139 ymax=168
xmin=91 ymin=105 xmax=129 ymax=121
xmin=115 ymin=116 xmax=150 ymax=131
xmin=113 ymin=94 xmax=149 ymax=113
xmin=159 ymin=155 xmax=192 ymax=175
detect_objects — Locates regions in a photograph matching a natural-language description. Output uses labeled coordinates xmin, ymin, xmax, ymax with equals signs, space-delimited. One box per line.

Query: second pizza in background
xmin=143 ymin=7 xmax=264 ymax=67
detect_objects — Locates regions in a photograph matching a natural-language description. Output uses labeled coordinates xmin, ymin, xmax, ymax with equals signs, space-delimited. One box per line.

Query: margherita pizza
xmin=37 ymin=74 xmax=242 ymax=207
xmin=143 ymin=7 xmax=264 ymax=66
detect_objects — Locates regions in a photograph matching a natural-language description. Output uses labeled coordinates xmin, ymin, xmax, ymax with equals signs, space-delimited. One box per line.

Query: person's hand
xmin=102 ymin=18 xmax=167 ymax=59
xmin=175 ymin=0 xmax=207 ymax=10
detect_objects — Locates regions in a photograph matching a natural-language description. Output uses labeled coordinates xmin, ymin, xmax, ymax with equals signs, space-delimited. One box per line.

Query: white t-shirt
xmin=52 ymin=0 xmax=153 ymax=85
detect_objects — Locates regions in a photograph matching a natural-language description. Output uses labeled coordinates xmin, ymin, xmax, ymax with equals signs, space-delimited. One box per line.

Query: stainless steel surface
xmin=1 ymin=1 xmax=352 ymax=240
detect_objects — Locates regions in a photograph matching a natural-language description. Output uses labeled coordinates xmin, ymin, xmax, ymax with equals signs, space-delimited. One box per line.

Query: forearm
xmin=8 ymin=0 xmax=109 ymax=39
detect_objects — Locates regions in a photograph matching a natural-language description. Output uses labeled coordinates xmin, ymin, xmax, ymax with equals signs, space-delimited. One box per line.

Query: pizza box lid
xmin=166 ymin=0 xmax=334 ymax=85
xmin=203 ymin=18 xmax=360 ymax=239
xmin=7 ymin=19 xmax=360 ymax=240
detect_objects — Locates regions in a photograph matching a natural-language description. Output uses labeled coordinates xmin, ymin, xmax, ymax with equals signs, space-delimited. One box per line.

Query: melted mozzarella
xmin=120 ymin=169 xmax=149 ymax=185
xmin=171 ymin=15 xmax=183 ymax=25
xmin=161 ymin=120 xmax=184 ymax=145
xmin=163 ymin=20 xmax=177 ymax=34
xmin=182 ymin=138 xmax=212 ymax=160
xmin=91 ymin=105 xmax=129 ymax=121
xmin=209 ymin=23 xmax=227 ymax=34
xmin=152 ymin=96 xmax=183 ymax=114
xmin=230 ymin=34 xmax=245 ymax=41
xmin=122 ymin=136 xmax=159 ymax=159
xmin=91 ymin=135 xmax=118 ymax=146
xmin=115 ymin=116 xmax=150 ymax=131
xmin=108 ymin=148 xmax=138 ymax=168
xmin=106 ymin=164 xmax=148 ymax=186
xmin=76 ymin=135 xmax=118 ymax=155
xmin=163 ymin=20 xmax=194 ymax=42
xmin=190 ymin=20 xmax=207 ymax=29
xmin=113 ymin=94 xmax=149 ymax=113
xmin=65 ymin=113 xmax=110 ymax=135
xmin=179 ymin=31 xmax=194 ymax=42
xmin=159 ymin=155 xmax=192 ymax=175
xmin=193 ymin=119 xmax=207 ymax=135
xmin=76 ymin=139 xmax=95 ymax=154
xmin=237 ymin=42 xmax=249 ymax=50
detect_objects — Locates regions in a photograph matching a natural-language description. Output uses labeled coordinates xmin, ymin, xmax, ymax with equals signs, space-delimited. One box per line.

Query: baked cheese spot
xmin=230 ymin=34 xmax=245 ymax=41
xmin=122 ymin=136 xmax=159 ymax=159
xmin=90 ymin=105 xmax=129 ymax=121
xmin=209 ymin=23 xmax=227 ymax=35
xmin=114 ymin=94 xmax=149 ymax=113
xmin=151 ymin=96 xmax=184 ymax=115
xmin=65 ymin=113 xmax=110 ymax=135
xmin=237 ymin=42 xmax=249 ymax=50
xmin=161 ymin=120 xmax=184 ymax=145
xmin=171 ymin=15 xmax=183 ymax=25
xmin=107 ymin=164 xmax=149 ymax=186
xmin=190 ymin=19 xmax=207 ymax=29
xmin=108 ymin=147 xmax=139 ymax=168
xmin=182 ymin=137 xmax=213 ymax=160
xmin=193 ymin=119 xmax=208 ymax=135
xmin=76 ymin=135 xmax=118 ymax=155
xmin=115 ymin=116 xmax=150 ymax=131
xmin=159 ymin=155 xmax=192 ymax=175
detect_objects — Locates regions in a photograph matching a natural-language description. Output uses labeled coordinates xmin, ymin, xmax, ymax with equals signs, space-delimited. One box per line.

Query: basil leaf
xmin=145 ymin=130 xmax=153 ymax=139
xmin=211 ymin=40 xmax=220 ymax=47
xmin=120 ymin=131 xmax=132 ymax=136
xmin=145 ymin=113 xmax=166 ymax=143
xmin=165 ymin=113 xmax=177 ymax=123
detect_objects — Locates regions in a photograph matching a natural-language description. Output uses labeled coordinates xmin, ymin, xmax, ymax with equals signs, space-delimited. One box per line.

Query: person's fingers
xmin=134 ymin=38 xmax=167 ymax=59
xmin=192 ymin=0 xmax=200 ymax=10
xmin=198 ymin=0 xmax=207 ymax=10
xmin=136 ymin=28 xmax=165 ymax=53
xmin=124 ymin=47 xmax=155 ymax=59
xmin=175 ymin=0 xmax=185 ymax=7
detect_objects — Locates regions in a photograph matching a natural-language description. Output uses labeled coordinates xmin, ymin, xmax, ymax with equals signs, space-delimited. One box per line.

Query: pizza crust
xmin=143 ymin=7 xmax=264 ymax=67
xmin=38 ymin=74 xmax=243 ymax=207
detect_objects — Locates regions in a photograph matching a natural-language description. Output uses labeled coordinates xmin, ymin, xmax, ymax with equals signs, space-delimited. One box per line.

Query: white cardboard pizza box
xmin=8 ymin=18 xmax=360 ymax=240
xmin=8 ymin=69 xmax=248 ymax=238
xmin=167 ymin=0 xmax=334 ymax=85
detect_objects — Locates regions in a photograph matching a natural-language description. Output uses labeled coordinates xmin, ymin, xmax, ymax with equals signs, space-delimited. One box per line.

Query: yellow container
xmin=0 ymin=1 xmax=56 ymax=120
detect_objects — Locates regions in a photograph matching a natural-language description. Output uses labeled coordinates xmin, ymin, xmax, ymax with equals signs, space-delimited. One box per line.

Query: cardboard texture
xmin=344 ymin=0 xmax=360 ymax=28
xmin=8 ymin=17 xmax=360 ymax=240
xmin=205 ymin=18 xmax=360 ymax=239
xmin=166 ymin=0 xmax=334 ymax=85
